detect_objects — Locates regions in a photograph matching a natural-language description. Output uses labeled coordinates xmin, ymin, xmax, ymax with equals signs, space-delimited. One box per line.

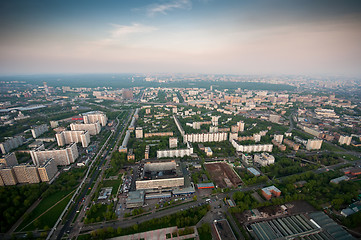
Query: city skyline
xmin=0 ymin=0 xmax=361 ymax=76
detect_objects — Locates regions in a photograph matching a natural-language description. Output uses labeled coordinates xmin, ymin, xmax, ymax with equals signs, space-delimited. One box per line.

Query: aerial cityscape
xmin=1 ymin=1 xmax=361 ymax=240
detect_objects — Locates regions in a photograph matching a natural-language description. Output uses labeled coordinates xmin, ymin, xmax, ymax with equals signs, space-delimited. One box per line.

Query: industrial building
xmin=30 ymin=143 xmax=79 ymax=166
xmin=247 ymin=167 xmax=261 ymax=176
xmin=70 ymin=122 xmax=101 ymax=135
xmin=136 ymin=160 xmax=184 ymax=190
xmin=196 ymin=183 xmax=215 ymax=189
xmin=213 ymin=219 xmax=237 ymax=240
xmin=31 ymin=124 xmax=49 ymax=138
xmin=56 ymin=130 xmax=90 ymax=147
xmin=249 ymin=212 xmax=355 ymax=240
xmin=126 ymin=190 xmax=144 ymax=208
xmin=83 ymin=111 xmax=108 ymax=127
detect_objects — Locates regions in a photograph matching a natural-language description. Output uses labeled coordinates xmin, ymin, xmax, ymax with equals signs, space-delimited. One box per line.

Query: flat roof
xmin=247 ymin=167 xmax=261 ymax=176
xmin=262 ymin=186 xmax=281 ymax=195
xmin=197 ymin=182 xmax=215 ymax=188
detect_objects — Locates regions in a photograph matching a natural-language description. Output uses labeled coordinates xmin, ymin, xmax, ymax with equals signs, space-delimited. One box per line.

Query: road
xmin=47 ymin=110 xmax=131 ymax=240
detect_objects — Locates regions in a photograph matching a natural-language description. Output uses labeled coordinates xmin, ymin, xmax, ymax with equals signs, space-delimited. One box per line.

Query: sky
xmin=0 ymin=0 xmax=361 ymax=76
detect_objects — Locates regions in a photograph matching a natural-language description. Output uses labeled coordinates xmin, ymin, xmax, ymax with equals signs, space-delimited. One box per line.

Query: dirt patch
xmin=204 ymin=162 xmax=242 ymax=188
xmin=233 ymin=200 xmax=316 ymax=226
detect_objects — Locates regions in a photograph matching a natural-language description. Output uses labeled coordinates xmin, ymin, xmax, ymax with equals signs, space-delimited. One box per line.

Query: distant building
xmin=30 ymin=143 xmax=79 ymax=166
xmin=56 ymin=130 xmax=90 ymax=147
xmin=338 ymin=135 xmax=352 ymax=146
xmin=204 ymin=147 xmax=213 ymax=157
xmin=231 ymin=140 xmax=273 ymax=153
xmin=0 ymin=136 xmax=25 ymax=154
xmin=83 ymin=111 xmax=107 ymax=127
xmin=31 ymin=124 xmax=49 ymax=138
xmin=144 ymin=132 xmax=173 ymax=138
xmin=269 ymin=114 xmax=281 ymax=123
xmin=247 ymin=167 xmax=261 ymax=176
xmin=273 ymin=134 xmax=284 ymax=144
xmin=183 ymin=132 xmax=228 ymax=143
xmin=144 ymin=145 xmax=150 ymax=159
xmin=211 ymin=116 xmax=220 ymax=126
xmin=330 ymin=175 xmax=349 ymax=184
xmin=135 ymin=127 xmax=143 ymax=139
xmin=237 ymin=121 xmax=245 ymax=132
xmin=0 ymin=152 xmax=18 ymax=167
xmin=50 ymin=121 xmax=59 ymax=128
xmin=70 ymin=122 xmax=101 ymax=135
xmin=122 ymin=89 xmax=133 ymax=100
xmin=283 ymin=139 xmax=300 ymax=151
xmin=127 ymin=149 xmax=135 ymax=161
xmin=169 ymin=137 xmax=178 ymax=148
xmin=306 ymin=139 xmax=323 ymax=150
xmin=261 ymin=186 xmax=281 ymax=200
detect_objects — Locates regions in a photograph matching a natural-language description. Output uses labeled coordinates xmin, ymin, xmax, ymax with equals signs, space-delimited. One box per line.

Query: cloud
xmin=92 ymin=23 xmax=157 ymax=46
xmin=146 ymin=0 xmax=192 ymax=16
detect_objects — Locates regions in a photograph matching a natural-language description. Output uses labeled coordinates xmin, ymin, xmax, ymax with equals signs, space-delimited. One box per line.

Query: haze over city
xmin=1 ymin=0 xmax=361 ymax=75
xmin=1 ymin=1 xmax=361 ymax=240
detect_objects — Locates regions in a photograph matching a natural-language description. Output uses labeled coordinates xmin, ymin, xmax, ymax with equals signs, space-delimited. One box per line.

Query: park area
xmin=204 ymin=162 xmax=242 ymax=188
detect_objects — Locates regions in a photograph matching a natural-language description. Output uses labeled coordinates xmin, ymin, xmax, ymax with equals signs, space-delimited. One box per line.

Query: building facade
xmin=30 ymin=143 xmax=79 ymax=166
xmin=70 ymin=122 xmax=101 ymax=135
xmin=56 ymin=130 xmax=90 ymax=147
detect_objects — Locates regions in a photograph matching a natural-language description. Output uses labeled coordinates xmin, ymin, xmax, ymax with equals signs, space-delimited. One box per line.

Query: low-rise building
xmin=254 ymin=152 xmax=275 ymax=166
xmin=261 ymin=185 xmax=281 ymax=200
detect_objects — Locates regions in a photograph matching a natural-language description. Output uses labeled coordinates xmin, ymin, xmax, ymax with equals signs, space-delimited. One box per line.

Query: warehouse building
xmin=136 ymin=160 xmax=184 ymax=190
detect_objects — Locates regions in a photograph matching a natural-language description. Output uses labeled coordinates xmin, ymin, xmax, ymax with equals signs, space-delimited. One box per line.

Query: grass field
xmin=16 ymin=189 xmax=73 ymax=232
xmin=102 ymin=179 xmax=122 ymax=195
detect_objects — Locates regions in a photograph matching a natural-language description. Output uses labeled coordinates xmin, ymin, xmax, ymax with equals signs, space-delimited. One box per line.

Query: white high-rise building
xmin=38 ymin=158 xmax=58 ymax=182
xmin=135 ymin=127 xmax=143 ymax=139
xmin=56 ymin=130 xmax=90 ymax=147
xmin=169 ymin=137 xmax=178 ymax=148
xmin=70 ymin=122 xmax=101 ymax=135
xmin=83 ymin=111 xmax=107 ymax=127
xmin=31 ymin=124 xmax=49 ymax=138
xmin=30 ymin=143 xmax=79 ymax=166
xmin=338 ymin=135 xmax=352 ymax=146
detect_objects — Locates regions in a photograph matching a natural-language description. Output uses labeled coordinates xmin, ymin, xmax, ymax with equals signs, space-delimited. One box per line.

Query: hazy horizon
xmin=1 ymin=0 xmax=361 ymax=76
